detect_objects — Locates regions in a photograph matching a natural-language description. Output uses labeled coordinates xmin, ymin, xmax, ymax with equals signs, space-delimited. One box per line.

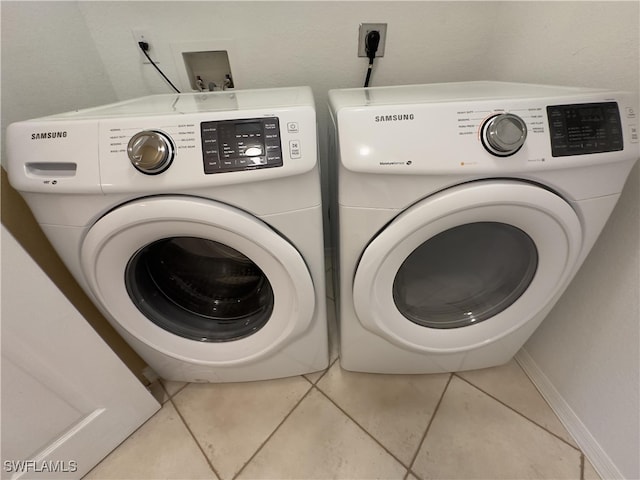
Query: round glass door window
xmin=125 ymin=237 xmax=274 ymax=342
xmin=393 ymin=222 xmax=538 ymax=329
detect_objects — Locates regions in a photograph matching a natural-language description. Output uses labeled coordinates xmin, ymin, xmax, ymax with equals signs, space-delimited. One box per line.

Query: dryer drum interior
xmin=125 ymin=236 xmax=274 ymax=342
xmin=392 ymin=222 xmax=539 ymax=329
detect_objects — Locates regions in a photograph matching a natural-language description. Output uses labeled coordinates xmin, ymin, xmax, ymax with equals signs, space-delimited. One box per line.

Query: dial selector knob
xmin=481 ymin=113 xmax=528 ymax=156
xmin=127 ymin=130 xmax=175 ymax=174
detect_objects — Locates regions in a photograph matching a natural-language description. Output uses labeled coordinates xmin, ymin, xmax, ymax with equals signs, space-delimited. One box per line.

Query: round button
xmin=482 ymin=113 xmax=528 ymax=156
xmin=127 ymin=130 xmax=174 ymax=174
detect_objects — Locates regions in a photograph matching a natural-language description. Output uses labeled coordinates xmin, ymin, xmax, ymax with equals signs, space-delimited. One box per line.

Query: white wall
xmin=1 ymin=1 xmax=117 ymax=156
xmin=76 ymin=1 xmax=501 ymax=97
xmin=490 ymin=2 xmax=639 ymax=92
xmin=2 ymin=2 xmax=638 ymax=477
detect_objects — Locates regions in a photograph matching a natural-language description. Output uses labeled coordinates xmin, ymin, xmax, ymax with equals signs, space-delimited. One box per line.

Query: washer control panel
xmin=7 ymin=87 xmax=318 ymax=194
xmin=547 ymin=102 xmax=623 ymax=157
xmin=200 ymin=117 xmax=282 ymax=174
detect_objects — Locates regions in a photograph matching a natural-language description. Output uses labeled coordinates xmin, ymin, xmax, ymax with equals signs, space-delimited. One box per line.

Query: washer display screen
xmin=201 ymin=117 xmax=283 ymax=174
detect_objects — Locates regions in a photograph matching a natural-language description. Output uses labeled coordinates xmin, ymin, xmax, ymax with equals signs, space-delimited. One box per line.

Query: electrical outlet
xmin=358 ymin=23 xmax=387 ymax=57
xmin=132 ymin=29 xmax=155 ymax=64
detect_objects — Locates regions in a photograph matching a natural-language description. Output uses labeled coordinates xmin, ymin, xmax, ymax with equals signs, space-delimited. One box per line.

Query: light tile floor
xmin=85 ymin=266 xmax=602 ymax=480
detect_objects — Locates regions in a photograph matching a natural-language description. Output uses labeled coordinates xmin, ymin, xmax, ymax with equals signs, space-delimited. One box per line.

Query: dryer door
xmin=352 ymin=180 xmax=582 ymax=353
xmin=81 ymin=196 xmax=315 ymax=365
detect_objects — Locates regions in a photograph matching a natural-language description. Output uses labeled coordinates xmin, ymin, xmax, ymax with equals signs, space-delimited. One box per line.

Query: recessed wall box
xmin=183 ymin=51 xmax=233 ymax=91
xmin=172 ymin=40 xmax=237 ymax=92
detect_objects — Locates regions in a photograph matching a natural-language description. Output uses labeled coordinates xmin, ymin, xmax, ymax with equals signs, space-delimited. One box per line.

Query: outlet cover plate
xmin=132 ymin=29 xmax=156 ymax=64
xmin=358 ymin=23 xmax=387 ymax=57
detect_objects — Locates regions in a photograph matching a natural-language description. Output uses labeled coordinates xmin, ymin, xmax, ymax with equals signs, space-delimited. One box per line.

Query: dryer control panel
xmin=330 ymin=82 xmax=638 ymax=177
xmin=547 ymin=102 xmax=623 ymax=157
xmin=200 ymin=117 xmax=283 ymax=174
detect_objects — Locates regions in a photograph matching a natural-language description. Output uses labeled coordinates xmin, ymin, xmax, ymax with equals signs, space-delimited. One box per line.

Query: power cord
xmin=138 ymin=41 xmax=181 ymax=93
xmin=363 ymin=30 xmax=381 ymax=88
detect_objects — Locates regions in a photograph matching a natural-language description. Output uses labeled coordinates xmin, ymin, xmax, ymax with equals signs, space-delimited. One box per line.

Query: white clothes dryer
xmin=329 ymin=81 xmax=638 ymax=374
xmin=7 ymin=87 xmax=329 ymax=382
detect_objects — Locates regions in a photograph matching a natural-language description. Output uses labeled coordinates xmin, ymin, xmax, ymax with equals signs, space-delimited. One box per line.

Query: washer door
xmin=352 ymin=180 xmax=582 ymax=353
xmin=81 ymin=196 xmax=315 ymax=365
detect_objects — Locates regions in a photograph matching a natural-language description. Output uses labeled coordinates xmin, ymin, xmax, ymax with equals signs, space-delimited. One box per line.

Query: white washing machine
xmin=329 ymin=81 xmax=638 ymax=374
xmin=7 ymin=87 xmax=329 ymax=382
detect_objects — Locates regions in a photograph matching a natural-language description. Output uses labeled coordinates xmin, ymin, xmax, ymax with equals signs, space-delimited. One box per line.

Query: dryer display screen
xmin=200 ymin=117 xmax=283 ymax=174
xmin=547 ymin=102 xmax=623 ymax=157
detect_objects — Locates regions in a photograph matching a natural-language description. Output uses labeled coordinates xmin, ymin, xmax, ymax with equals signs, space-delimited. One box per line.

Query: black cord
xmin=363 ymin=30 xmax=381 ymax=88
xmin=138 ymin=41 xmax=181 ymax=93
xmin=364 ymin=58 xmax=374 ymax=88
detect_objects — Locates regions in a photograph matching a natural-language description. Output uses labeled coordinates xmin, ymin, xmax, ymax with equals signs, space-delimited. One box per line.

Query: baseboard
xmin=516 ymin=349 xmax=625 ymax=480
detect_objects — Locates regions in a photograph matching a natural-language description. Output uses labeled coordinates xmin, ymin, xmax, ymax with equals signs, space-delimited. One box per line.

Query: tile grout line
xmin=403 ymin=373 xmax=454 ymax=480
xmin=306 ymin=355 xmax=340 ymax=385
xmin=159 ymin=379 xmax=189 ymax=403
xmin=159 ymin=359 xmax=332 ymax=480
xmin=231 ymin=380 xmax=316 ymax=480
xmin=314 ymin=381 xmax=412 ymax=474
xmin=157 ymin=380 xmax=171 ymax=403
xmin=453 ymin=373 xmax=583 ymax=453
xmin=168 ymin=392 xmax=223 ymax=480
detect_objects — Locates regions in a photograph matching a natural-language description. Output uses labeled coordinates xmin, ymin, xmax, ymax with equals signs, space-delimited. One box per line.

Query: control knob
xmin=127 ymin=130 xmax=175 ymax=174
xmin=481 ymin=113 xmax=527 ymax=156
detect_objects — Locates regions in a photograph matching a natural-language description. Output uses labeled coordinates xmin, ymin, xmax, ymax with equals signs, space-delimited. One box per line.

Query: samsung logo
xmin=31 ymin=131 xmax=67 ymax=140
xmin=375 ymin=114 xmax=415 ymax=122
